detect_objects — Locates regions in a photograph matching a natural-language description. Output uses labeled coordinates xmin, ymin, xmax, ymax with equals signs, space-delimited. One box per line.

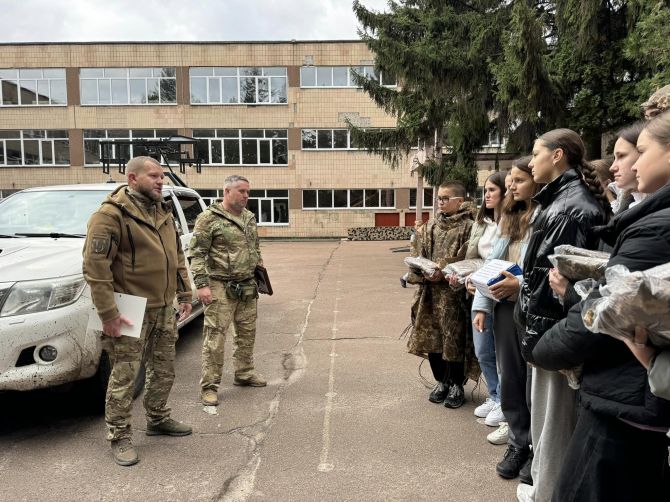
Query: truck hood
xmin=0 ymin=238 xmax=84 ymax=282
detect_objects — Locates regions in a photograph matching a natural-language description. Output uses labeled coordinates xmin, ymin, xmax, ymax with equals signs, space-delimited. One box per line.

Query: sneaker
xmin=487 ymin=422 xmax=509 ymax=445
xmin=518 ymin=450 xmax=534 ymax=485
xmin=146 ymin=418 xmax=193 ymax=437
xmin=496 ymin=445 xmax=529 ymax=479
xmin=443 ymin=383 xmax=465 ymax=409
xmin=201 ymin=389 xmax=219 ymax=406
xmin=234 ymin=373 xmax=267 ymax=387
xmin=474 ymin=397 xmax=497 ymax=418
xmin=517 ymin=481 xmax=535 ymax=502
xmin=111 ymin=438 xmax=139 ymax=466
xmin=428 ymin=382 xmax=448 ymax=403
xmin=485 ymin=402 xmax=505 ymax=427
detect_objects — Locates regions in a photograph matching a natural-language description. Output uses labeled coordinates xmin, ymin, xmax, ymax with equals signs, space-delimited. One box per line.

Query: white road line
xmin=318 ymin=262 xmax=342 ymax=473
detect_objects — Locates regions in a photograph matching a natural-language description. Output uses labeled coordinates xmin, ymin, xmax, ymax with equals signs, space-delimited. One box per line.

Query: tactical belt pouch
xmin=225 ymin=279 xmax=258 ymax=301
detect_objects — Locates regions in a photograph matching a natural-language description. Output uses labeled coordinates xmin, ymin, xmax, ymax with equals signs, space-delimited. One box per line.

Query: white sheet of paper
xmin=87 ymin=292 xmax=147 ymax=338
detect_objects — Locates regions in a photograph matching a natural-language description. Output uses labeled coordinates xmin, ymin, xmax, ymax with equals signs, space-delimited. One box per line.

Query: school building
xmin=0 ymin=41 xmax=513 ymax=238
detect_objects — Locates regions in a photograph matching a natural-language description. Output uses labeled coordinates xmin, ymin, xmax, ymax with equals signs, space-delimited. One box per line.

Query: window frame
xmin=189 ymin=67 xmax=288 ymax=106
xmin=82 ymin=129 xmax=179 ymax=166
xmin=0 ymin=130 xmax=70 ymax=167
xmin=302 ymin=189 xmax=395 ymax=210
xmin=299 ymin=65 xmax=397 ymax=88
xmin=79 ymin=67 xmax=177 ymax=106
xmin=192 ymin=129 xmax=288 ymax=167
xmin=0 ymin=68 xmax=67 ymax=107
xmin=409 ymin=187 xmax=436 ymax=209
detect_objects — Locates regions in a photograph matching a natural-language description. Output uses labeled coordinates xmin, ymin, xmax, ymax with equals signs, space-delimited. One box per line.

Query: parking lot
xmin=0 ymin=240 xmax=517 ymax=502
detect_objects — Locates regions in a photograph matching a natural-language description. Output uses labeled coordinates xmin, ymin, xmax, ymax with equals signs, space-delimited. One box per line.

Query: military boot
xmin=234 ymin=372 xmax=267 ymax=387
xmin=201 ymin=389 xmax=219 ymax=406
xmin=146 ymin=418 xmax=193 ymax=437
xmin=111 ymin=438 xmax=139 ymax=466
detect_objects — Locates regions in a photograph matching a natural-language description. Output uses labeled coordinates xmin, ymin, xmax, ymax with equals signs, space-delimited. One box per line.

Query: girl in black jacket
xmin=517 ymin=129 xmax=609 ymax=502
xmin=532 ymin=113 xmax=670 ymax=501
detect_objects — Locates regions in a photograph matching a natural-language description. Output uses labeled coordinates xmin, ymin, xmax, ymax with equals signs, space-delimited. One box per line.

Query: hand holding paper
xmin=103 ymin=315 xmax=134 ymax=338
xmin=88 ymin=292 xmax=147 ymax=338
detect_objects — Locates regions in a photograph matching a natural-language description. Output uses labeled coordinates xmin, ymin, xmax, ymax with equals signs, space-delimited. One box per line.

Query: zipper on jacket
xmin=125 ymin=224 xmax=136 ymax=271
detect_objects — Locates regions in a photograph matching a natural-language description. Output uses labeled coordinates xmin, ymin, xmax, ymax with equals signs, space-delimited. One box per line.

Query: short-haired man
xmin=405 ymin=181 xmax=479 ymax=408
xmin=83 ymin=156 xmax=193 ymax=466
xmin=190 ymin=175 xmax=266 ymax=407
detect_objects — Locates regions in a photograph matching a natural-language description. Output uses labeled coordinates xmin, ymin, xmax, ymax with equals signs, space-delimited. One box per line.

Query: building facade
xmin=0 ymin=41 xmax=512 ymax=238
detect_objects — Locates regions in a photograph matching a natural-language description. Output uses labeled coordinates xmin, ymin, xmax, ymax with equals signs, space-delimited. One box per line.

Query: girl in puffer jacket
xmin=531 ymin=113 xmax=670 ymax=502
xmin=516 ymin=129 xmax=610 ymax=502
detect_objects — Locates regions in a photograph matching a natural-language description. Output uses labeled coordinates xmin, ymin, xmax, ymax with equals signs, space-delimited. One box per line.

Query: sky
xmin=0 ymin=0 xmax=390 ymax=43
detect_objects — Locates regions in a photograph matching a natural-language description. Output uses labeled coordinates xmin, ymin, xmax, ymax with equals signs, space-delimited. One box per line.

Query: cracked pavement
xmin=0 ymin=241 xmax=517 ymax=502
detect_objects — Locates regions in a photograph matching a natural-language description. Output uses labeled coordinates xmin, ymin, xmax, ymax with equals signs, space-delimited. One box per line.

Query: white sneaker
xmin=474 ymin=397 xmax=497 ymax=418
xmin=485 ymin=402 xmax=505 ymax=426
xmin=516 ymin=481 xmax=535 ymax=502
xmin=487 ymin=422 xmax=509 ymax=445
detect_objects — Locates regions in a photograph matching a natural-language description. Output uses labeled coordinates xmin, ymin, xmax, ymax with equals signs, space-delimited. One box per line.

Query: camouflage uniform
xmin=83 ymin=186 xmax=192 ymax=441
xmin=189 ymin=203 xmax=262 ymax=391
xmin=406 ymin=202 xmax=481 ymax=382
xmin=102 ymin=305 xmax=176 ymax=441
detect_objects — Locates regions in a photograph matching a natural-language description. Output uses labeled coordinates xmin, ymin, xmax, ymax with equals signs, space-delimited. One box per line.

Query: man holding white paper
xmin=83 ymin=156 xmax=193 ymax=467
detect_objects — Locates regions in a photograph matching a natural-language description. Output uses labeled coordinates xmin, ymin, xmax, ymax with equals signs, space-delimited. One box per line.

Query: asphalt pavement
xmin=0 ymin=240 xmax=518 ymax=502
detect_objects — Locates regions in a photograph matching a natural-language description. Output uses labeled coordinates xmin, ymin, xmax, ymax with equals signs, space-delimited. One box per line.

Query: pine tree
xmin=349 ymin=0 xmax=509 ymax=205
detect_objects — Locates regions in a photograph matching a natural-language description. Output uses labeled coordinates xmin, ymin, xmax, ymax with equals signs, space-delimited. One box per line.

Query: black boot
xmin=518 ymin=450 xmax=533 ymax=485
xmin=428 ymin=382 xmax=448 ymax=403
xmin=443 ymin=382 xmax=465 ymax=409
xmin=496 ymin=445 xmax=529 ymax=479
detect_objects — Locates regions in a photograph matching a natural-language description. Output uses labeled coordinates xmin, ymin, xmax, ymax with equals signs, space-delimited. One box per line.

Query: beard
xmin=137 ymin=184 xmax=162 ymax=202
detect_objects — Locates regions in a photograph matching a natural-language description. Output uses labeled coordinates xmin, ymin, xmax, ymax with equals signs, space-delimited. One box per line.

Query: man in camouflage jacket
xmin=83 ymin=156 xmax=193 ymax=467
xmin=406 ymin=182 xmax=480 ymax=408
xmin=189 ymin=175 xmax=266 ymax=407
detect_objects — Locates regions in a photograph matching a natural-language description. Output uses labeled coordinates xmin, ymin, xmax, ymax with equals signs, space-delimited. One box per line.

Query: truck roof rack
xmin=98 ymin=135 xmax=203 ymax=188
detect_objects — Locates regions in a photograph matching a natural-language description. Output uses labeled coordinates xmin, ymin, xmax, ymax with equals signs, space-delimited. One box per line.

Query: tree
xmin=349 ymin=0 xmax=509 ymax=211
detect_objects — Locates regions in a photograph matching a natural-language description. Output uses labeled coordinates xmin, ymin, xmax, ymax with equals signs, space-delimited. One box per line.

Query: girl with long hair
xmin=472 ymin=157 xmax=541 ymax=480
xmin=516 ymin=128 xmax=610 ymax=502
xmin=459 ymin=171 xmax=506 ymax=427
xmin=532 ymin=113 xmax=670 ymax=501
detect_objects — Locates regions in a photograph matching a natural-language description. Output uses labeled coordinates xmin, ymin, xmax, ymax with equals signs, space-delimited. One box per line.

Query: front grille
xmin=0 ymin=286 xmax=9 ymax=311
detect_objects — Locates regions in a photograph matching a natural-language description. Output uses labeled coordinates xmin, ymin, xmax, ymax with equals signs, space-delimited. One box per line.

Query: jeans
xmin=471 ymin=310 xmax=500 ymax=402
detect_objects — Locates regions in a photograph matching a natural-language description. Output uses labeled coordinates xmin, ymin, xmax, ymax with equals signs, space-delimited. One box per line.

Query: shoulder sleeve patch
xmin=90 ymin=233 xmax=111 ymax=255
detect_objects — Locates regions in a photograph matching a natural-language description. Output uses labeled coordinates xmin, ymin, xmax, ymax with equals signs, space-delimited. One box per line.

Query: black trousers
xmin=493 ymin=301 xmax=531 ymax=449
xmin=553 ymin=405 xmax=670 ymax=502
xmin=428 ymin=353 xmax=465 ymax=385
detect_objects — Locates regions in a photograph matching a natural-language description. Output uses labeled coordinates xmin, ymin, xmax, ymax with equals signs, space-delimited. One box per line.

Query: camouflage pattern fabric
xmin=407 ymin=202 xmax=481 ymax=382
xmin=189 ymin=204 xmax=262 ymax=287
xmin=200 ymin=279 xmax=258 ymax=391
xmin=102 ymin=305 xmax=177 ymax=441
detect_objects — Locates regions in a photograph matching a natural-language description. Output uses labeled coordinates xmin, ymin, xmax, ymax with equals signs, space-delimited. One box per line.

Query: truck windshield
xmin=0 ymin=190 xmax=112 ymax=236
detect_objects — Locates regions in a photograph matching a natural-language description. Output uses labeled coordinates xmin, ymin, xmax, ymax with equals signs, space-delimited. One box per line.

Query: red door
xmin=404 ymin=212 xmax=430 ymax=227
xmin=375 ymin=213 xmax=400 ymax=227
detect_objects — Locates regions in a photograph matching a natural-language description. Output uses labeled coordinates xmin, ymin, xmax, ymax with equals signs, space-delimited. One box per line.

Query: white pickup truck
xmin=0 ymin=182 xmax=206 ymax=399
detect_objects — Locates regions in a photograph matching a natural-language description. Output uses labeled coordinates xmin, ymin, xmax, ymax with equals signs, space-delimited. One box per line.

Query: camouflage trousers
xmin=200 ymin=279 xmax=258 ymax=391
xmin=101 ymin=305 xmax=177 ymax=441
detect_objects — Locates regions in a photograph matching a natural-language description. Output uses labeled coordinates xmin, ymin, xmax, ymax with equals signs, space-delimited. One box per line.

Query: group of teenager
xmin=406 ymin=85 xmax=670 ymax=502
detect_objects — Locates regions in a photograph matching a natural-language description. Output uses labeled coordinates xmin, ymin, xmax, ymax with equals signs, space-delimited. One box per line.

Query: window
xmin=302 ymin=189 xmax=395 ymax=209
xmin=300 ymin=66 xmax=396 ymax=88
xmin=247 ymin=189 xmax=289 ymax=225
xmin=409 ymin=188 xmax=435 ymax=208
xmin=83 ymin=129 xmax=178 ymax=165
xmin=173 ymin=194 xmax=204 ymax=232
xmin=0 ymin=68 xmax=66 ymax=106
xmin=80 ymin=68 xmax=176 ymax=105
xmin=190 ymin=67 xmax=287 ymax=105
xmin=192 ymin=129 xmax=288 ymax=166
xmin=0 ymin=130 xmax=69 ymax=166
xmin=301 ymin=128 xmax=390 ymax=150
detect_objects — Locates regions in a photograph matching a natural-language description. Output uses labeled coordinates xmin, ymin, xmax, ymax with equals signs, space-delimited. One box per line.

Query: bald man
xmin=83 ymin=156 xmax=193 ymax=466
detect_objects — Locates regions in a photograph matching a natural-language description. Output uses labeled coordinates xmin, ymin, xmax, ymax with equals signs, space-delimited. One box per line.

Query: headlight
xmin=0 ymin=275 xmax=87 ymax=317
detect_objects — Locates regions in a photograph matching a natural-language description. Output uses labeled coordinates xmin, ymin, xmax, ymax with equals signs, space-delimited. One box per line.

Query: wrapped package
xmin=581 ymin=263 xmax=670 ymax=348
xmin=442 ymin=258 xmax=485 ymax=284
xmin=404 ymin=256 xmax=440 ymax=275
xmin=548 ymin=253 xmax=609 ymax=282
xmin=553 ymin=245 xmax=610 ymax=260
